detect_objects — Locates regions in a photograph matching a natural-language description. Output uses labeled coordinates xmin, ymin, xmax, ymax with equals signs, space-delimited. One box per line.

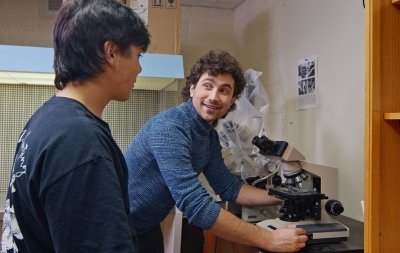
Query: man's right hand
xmin=263 ymin=227 xmax=308 ymax=252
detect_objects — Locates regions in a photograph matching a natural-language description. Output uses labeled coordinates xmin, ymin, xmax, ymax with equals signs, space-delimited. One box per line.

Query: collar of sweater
xmin=183 ymin=100 xmax=219 ymax=130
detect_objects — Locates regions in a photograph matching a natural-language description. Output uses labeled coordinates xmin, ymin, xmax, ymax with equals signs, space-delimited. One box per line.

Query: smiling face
xmin=189 ymin=72 xmax=235 ymax=124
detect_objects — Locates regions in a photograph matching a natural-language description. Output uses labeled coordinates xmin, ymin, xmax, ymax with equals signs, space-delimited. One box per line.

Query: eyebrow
xmin=203 ymin=78 xmax=233 ymax=88
xmin=203 ymin=77 xmax=216 ymax=83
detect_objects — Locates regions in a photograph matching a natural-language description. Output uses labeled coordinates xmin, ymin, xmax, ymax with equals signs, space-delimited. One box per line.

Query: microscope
xmin=251 ymin=135 xmax=349 ymax=244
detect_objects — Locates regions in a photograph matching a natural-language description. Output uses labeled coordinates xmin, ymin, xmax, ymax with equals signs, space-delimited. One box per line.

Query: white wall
xmin=234 ymin=0 xmax=365 ymax=221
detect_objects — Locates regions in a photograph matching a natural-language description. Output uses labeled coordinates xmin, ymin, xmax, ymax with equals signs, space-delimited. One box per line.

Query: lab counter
xmin=203 ymin=204 xmax=363 ymax=253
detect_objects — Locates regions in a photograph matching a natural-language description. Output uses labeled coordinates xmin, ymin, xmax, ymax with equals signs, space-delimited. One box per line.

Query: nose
xmin=138 ymin=63 xmax=142 ymax=74
xmin=208 ymin=88 xmax=219 ymax=101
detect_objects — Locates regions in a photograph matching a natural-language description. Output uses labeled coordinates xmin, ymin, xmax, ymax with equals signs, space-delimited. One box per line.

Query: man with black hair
xmin=1 ymin=0 xmax=150 ymax=252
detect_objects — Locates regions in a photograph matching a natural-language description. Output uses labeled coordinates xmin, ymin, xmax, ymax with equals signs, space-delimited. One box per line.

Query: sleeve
xmin=42 ymin=158 xmax=137 ymax=253
xmin=148 ymin=121 xmax=221 ymax=229
xmin=202 ymin=133 xmax=243 ymax=203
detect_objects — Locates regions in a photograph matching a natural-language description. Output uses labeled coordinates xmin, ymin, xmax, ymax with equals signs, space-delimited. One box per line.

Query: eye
xmin=220 ymin=87 xmax=232 ymax=95
xmin=138 ymin=52 xmax=143 ymax=58
xmin=203 ymin=83 xmax=213 ymax=90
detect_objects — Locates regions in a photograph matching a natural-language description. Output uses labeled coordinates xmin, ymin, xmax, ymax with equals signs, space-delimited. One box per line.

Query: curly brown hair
xmin=182 ymin=50 xmax=245 ymax=113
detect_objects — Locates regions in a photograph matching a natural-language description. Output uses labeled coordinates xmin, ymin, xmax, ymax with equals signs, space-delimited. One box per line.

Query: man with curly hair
xmin=125 ymin=50 xmax=308 ymax=253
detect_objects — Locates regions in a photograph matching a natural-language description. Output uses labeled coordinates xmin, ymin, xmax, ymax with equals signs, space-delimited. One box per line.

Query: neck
xmin=56 ymin=81 xmax=109 ymax=118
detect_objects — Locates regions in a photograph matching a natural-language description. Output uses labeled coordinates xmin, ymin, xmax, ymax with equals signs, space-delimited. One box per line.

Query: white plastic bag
xmin=218 ymin=69 xmax=274 ymax=181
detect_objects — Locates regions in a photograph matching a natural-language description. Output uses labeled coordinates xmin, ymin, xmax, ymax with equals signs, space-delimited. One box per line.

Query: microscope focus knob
xmin=272 ymin=174 xmax=282 ymax=187
xmin=325 ymin=199 xmax=344 ymax=216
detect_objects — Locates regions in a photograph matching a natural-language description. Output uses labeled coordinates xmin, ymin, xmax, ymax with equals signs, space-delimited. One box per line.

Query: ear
xmin=189 ymin=84 xmax=195 ymax=97
xmin=104 ymin=41 xmax=116 ymax=64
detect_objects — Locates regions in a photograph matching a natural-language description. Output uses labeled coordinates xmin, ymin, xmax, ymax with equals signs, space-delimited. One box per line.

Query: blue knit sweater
xmin=125 ymin=100 xmax=243 ymax=234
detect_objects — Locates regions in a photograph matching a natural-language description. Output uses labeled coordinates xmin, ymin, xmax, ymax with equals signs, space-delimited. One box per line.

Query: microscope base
xmin=256 ymin=218 xmax=350 ymax=244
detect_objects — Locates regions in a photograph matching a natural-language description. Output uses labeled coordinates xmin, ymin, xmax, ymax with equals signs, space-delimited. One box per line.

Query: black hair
xmin=53 ymin=0 xmax=151 ymax=89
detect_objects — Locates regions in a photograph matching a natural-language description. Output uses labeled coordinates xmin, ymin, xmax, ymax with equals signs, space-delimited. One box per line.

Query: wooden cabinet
xmin=364 ymin=0 xmax=400 ymax=252
xmin=203 ymin=231 xmax=258 ymax=253
xmin=147 ymin=0 xmax=181 ymax=54
xmin=123 ymin=0 xmax=180 ymax=54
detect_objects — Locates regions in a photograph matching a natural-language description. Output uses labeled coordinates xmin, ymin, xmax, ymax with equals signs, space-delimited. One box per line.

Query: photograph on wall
xmin=130 ymin=0 xmax=148 ymax=23
xmin=166 ymin=0 xmax=176 ymax=8
xmin=296 ymin=55 xmax=318 ymax=110
xmin=152 ymin=0 xmax=164 ymax=8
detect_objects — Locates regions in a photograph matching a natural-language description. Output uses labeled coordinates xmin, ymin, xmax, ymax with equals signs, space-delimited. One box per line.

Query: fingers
xmin=295 ymin=227 xmax=306 ymax=235
xmin=295 ymin=228 xmax=309 ymax=243
xmin=291 ymin=228 xmax=308 ymax=252
xmin=269 ymin=227 xmax=308 ymax=252
xmin=290 ymin=238 xmax=307 ymax=252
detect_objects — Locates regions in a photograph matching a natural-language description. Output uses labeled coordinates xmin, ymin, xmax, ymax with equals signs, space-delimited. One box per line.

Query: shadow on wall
xmin=1 ymin=212 xmax=3 ymax=239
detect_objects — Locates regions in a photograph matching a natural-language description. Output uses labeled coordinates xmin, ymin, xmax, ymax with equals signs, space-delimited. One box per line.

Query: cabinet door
xmin=147 ymin=0 xmax=180 ymax=54
xmin=364 ymin=0 xmax=400 ymax=252
xmin=203 ymin=231 xmax=258 ymax=253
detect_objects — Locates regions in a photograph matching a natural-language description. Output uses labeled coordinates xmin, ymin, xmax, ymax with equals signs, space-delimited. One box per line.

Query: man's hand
xmin=264 ymin=227 xmax=308 ymax=252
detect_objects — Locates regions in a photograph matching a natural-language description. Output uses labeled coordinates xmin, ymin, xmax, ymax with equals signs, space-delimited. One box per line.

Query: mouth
xmin=203 ymin=103 xmax=222 ymax=111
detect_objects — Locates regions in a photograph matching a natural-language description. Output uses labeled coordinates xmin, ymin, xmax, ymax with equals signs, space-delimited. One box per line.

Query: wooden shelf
xmin=384 ymin=112 xmax=400 ymax=120
xmin=393 ymin=0 xmax=400 ymax=4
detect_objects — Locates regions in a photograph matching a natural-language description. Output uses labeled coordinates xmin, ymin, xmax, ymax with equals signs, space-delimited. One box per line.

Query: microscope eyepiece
xmin=252 ymin=135 xmax=288 ymax=157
